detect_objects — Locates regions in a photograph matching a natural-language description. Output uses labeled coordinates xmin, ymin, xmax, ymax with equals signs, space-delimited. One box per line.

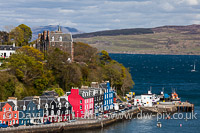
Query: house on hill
xmin=0 ymin=43 xmax=20 ymax=58
xmin=36 ymin=25 xmax=74 ymax=61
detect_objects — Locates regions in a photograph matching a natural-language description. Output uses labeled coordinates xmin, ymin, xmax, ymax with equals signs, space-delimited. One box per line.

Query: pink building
xmin=68 ymin=88 xmax=94 ymax=118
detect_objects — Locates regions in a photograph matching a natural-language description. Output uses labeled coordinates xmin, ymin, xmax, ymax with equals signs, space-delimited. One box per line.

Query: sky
xmin=0 ymin=0 xmax=200 ymax=32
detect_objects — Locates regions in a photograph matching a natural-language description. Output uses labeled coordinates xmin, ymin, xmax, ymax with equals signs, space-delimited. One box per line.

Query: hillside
xmin=31 ymin=25 xmax=83 ymax=41
xmin=74 ymin=24 xmax=200 ymax=55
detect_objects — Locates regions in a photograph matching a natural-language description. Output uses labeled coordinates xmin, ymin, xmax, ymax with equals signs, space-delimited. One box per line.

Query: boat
xmin=171 ymin=90 xmax=180 ymax=101
xmin=157 ymin=122 xmax=162 ymax=128
xmin=191 ymin=62 xmax=196 ymax=72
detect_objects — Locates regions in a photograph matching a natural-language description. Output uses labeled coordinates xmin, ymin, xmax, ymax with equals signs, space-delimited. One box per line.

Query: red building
xmin=68 ymin=88 xmax=94 ymax=118
xmin=0 ymin=102 xmax=19 ymax=126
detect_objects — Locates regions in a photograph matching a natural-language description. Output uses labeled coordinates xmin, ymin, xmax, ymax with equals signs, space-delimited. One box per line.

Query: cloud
xmin=186 ymin=0 xmax=199 ymax=5
xmin=0 ymin=0 xmax=200 ymax=32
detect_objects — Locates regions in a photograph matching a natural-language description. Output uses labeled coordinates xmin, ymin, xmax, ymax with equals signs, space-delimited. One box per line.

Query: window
xmin=51 ymin=36 xmax=54 ymax=41
xmin=29 ymin=107 xmax=31 ymax=110
xmin=59 ymin=36 xmax=62 ymax=41
xmin=80 ymin=100 xmax=82 ymax=104
xmin=4 ymin=108 xmax=6 ymax=112
xmin=66 ymin=110 xmax=68 ymax=114
xmin=3 ymin=121 xmax=5 ymax=124
xmin=52 ymin=105 xmax=54 ymax=109
xmin=10 ymin=121 xmax=12 ymax=125
xmin=3 ymin=114 xmax=5 ymax=119
xmin=80 ymin=105 xmax=82 ymax=110
xmin=9 ymin=114 xmax=11 ymax=119
xmin=15 ymin=114 xmax=17 ymax=118
xmin=0 ymin=120 xmax=2 ymax=124
xmin=33 ymin=107 xmax=35 ymax=110
xmin=13 ymin=120 xmax=15 ymax=124
xmin=16 ymin=120 xmax=18 ymax=124
xmin=9 ymin=108 xmax=11 ymax=111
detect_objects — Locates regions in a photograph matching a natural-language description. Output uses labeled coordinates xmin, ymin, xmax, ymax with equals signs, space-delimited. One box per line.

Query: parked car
xmin=70 ymin=119 xmax=76 ymax=122
xmin=13 ymin=124 xmax=19 ymax=127
xmin=44 ymin=120 xmax=51 ymax=125
xmin=0 ymin=123 xmax=8 ymax=128
xmin=124 ymin=108 xmax=129 ymax=111
xmin=26 ymin=123 xmax=34 ymax=126
xmin=119 ymin=104 xmax=125 ymax=109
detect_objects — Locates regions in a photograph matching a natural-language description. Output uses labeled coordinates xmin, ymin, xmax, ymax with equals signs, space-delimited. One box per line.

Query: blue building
xmin=18 ymin=100 xmax=43 ymax=125
xmin=101 ymin=82 xmax=114 ymax=111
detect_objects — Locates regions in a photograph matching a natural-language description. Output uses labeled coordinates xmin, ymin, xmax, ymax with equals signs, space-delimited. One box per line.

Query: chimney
xmin=47 ymin=30 xmax=50 ymax=41
xmin=13 ymin=42 xmax=15 ymax=47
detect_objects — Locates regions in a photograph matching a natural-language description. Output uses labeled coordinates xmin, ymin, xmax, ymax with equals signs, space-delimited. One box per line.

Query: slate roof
xmin=17 ymin=100 xmax=32 ymax=110
xmin=0 ymin=101 xmax=15 ymax=111
xmin=49 ymin=33 xmax=72 ymax=42
xmin=42 ymin=91 xmax=59 ymax=97
xmin=0 ymin=45 xmax=20 ymax=50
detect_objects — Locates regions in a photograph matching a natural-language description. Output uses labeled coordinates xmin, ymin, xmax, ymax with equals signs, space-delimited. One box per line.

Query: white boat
xmin=191 ymin=62 xmax=196 ymax=72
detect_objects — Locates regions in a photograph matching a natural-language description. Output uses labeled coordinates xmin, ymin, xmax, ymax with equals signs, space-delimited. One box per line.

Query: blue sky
xmin=0 ymin=0 xmax=200 ymax=32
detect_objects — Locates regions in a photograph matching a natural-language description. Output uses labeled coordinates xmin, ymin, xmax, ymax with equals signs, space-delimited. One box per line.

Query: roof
xmin=135 ymin=96 xmax=141 ymax=99
xmin=17 ymin=100 xmax=33 ymax=110
xmin=0 ymin=45 xmax=20 ymax=50
xmin=42 ymin=91 xmax=59 ymax=97
xmin=49 ymin=33 xmax=72 ymax=42
xmin=0 ymin=101 xmax=15 ymax=111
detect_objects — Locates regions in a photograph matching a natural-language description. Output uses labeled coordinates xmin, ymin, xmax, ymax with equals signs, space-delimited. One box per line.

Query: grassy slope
xmin=74 ymin=26 xmax=200 ymax=55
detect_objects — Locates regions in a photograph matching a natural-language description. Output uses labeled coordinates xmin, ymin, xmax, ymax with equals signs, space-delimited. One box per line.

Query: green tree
xmin=18 ymin=24 xmax=32 ymax=45
xmin=0 ymin=72 xmax=17 ymax=101
xmin=48 ymin=88 xmax=64 ymax=97
xmin=9 ymin=46 xmax=53 ymax=95
xmin=9 ymin=27 xmax=24 ymax=46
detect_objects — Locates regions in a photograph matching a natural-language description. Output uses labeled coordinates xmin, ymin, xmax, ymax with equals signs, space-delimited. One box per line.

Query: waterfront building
xmin=40 ymin=96 xmax=72 ymax=123
xmin=68 ymin=88 xmax=94 ymax=118
xmin=89 ymin=88 xmax=104 ymax=114
xmin=100 ymin=82 xmax=114 ymax=111
xmin=0 ymin=101 xmax=19 ymax=126
xmin=134 ymin=90 xmax=160 ymax=107
xmin=17 ymin=100 xmax=43 ymax=125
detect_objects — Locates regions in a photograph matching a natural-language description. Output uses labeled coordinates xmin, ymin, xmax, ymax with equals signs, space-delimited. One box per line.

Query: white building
xmin=134 ymin=90 xmax=160 ymax=107
xmin=0 ymin=43 xmax=20 ymax=58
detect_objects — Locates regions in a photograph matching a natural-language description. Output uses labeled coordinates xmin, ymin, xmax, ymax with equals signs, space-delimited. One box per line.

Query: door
xmin=4 ymin=53 xmax=6 ymax=58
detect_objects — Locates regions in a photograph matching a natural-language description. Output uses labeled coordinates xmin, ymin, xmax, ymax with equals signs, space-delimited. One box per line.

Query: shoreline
xmin=108 ymin=52 xmax=200 ymax=56
xmin=0 ymin=103 xmax=194 ymax=133
xmin=0 ymin=109 xmax=140 ymax=133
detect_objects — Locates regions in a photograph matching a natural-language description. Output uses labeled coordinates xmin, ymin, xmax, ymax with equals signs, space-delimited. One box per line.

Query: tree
xmin=18 ymin=24 xmax=32 ymax=45
xmin=74 ymin=42 xmax=97 ymax=63
xmin=9 ymin=27 xmax=24 ymax=46
xmin=0 ymin=72 xmax=17 ymax=101
xmin=0 ymin=31 xmax=9 ymax=45
xmin=9 ymin=46 xmax=53 ymax=95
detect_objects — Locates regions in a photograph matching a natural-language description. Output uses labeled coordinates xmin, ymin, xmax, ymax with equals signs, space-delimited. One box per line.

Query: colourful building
xmin=100 ymin=82 xmax=114 ymax=111
xmin=68 ymin=88 xmax=94 ymax=118
xmin=0 ymin=102 xmax=19 ymax=126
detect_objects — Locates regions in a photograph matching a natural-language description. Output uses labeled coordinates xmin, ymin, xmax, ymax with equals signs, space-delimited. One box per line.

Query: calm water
xmin=80 ymin=54 xmax=200 ymax=133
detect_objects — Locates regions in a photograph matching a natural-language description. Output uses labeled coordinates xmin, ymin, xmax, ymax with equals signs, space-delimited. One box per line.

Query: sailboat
xmin=191 ymin=62 xmax=196 ymax=72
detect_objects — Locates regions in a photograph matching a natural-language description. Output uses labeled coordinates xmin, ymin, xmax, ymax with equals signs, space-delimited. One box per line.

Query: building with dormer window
xmin=68 ymin=88 xmax=94 ymax=118
xmin=36 ymin=25 xmax=74 ymax=61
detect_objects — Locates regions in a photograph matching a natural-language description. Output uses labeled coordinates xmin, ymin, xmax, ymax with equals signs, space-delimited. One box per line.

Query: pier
xmin=175 ymin=102 xmax=194 ymax=112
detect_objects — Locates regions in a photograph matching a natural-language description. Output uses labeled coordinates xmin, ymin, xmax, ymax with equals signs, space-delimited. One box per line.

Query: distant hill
xmin=73 ymin=28 xmax=153 ymax=38
xmin=74 ymin=24 xmax=200 ymax=55
xmin=31 ymin=25 xmax=83 ymax=41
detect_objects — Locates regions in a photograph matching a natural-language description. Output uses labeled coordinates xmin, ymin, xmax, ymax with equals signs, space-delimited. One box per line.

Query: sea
xmin=82 ymin=54 xmax=200 ymax=133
